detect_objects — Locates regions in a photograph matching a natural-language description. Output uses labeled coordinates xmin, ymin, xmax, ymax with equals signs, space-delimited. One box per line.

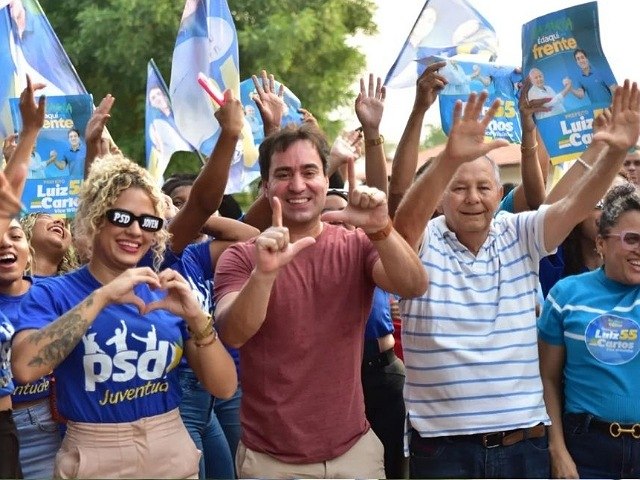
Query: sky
xmin=347 ymin=0 xmax=637 ymax=143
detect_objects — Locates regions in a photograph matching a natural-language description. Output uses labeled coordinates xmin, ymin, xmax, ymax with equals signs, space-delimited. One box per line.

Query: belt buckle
xmin=482 ymin=431 xmax=504 ymax=448
xmin=609 ymin=422 xmax=640 ymax=439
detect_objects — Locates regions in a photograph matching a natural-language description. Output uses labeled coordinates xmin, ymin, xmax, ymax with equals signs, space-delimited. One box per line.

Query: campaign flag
xmin=421 ymin=55 xmax=523 ymax=143
xmin=239 ymin=77 xmax=304 ymax=146
xmin=10 ymin=94 xmax=93 ymax=217
xmin=170 ymin=0 xmax=259 ymax=193
xmin=146 ymin=59 xmax=195 ymax=184
xmin=522 ymin=2 xmax=616 ymax=165
xmin=385 ymin=0 xmax=498 ymax=89
xmin=0 ymin=0 xmax=87 ymax=136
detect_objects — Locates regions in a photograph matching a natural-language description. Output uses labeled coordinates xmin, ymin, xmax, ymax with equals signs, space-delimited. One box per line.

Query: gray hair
xmin=483 ymin=155 xmax=502 ymax=185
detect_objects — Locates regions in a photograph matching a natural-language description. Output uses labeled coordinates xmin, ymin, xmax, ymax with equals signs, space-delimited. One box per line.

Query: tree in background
xmin=41 ymin=0 xmax=376 ymax=166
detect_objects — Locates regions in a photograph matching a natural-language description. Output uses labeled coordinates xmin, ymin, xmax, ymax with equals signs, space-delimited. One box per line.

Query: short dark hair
xmin=258 ymin=123 xmax=330 ymax=180
xmin=574 ymin=48 xmax=587 ymax=60
xmin=162 ymin=173 xmax=198 ymax=196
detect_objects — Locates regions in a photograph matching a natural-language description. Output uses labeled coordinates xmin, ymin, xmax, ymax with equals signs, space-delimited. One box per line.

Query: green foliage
xmin=421 ymin=124 xmax=447 ymax=149
xmin=41 ymin=0 xmax=376 ymax=165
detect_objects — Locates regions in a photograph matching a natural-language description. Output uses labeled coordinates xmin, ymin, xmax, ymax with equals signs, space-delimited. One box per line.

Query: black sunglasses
xmin=105 ymin=209 xmax=164 ymax=232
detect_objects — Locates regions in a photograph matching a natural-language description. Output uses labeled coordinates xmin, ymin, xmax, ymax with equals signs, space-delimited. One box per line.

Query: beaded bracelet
xmin=365 ymin=135 xmax=384 ymax=147
xmin=575 ymin=157 xmax=592 ymax=171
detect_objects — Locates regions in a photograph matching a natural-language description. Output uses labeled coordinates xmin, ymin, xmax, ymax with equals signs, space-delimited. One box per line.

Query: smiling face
xmin=91 ymin=187 xmax=156 ymax=275
xmin=529 ymin=68 xmax=545 ymax=88
xmin=68 ymin=130 xmax=81 ymax=150
xmin=574 ymin=51 xmax=590 ymax=72
xmin=597 ymin=210 xmax=640 ymax=285
xmin=440 ymin=157 xmax=502 ymax=252
xmin=0 ymin=219 xmax=30 ymax=288
xmin=263 ymin=139 xmax=329 ymax=230
xmin=30 ymin=213 xmax=72 ymax=255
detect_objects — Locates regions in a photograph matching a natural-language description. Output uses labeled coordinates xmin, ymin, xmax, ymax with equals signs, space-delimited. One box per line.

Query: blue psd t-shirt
xmin=15 ymin=265 xmax=189 ymax=423
xmin=0 ymin=311 xmax=15 ymax=398
xmin=0 ymin=279 xmax=52 ymax=404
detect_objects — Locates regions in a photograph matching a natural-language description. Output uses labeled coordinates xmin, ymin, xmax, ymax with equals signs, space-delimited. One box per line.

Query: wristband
xmin=365 ymin=135 xmax=384 ymax=147
xmin=366 ymin=217 xmax=393 ymax=241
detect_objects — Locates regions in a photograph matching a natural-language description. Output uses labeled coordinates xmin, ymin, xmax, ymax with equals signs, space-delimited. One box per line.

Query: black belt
xmin=412 ymin=423 xmax=546 ymax=449
xmin=362 ymin=348 xmax=396 ymax=369
xmin=567 ymin=413 xmax=640 ymax=439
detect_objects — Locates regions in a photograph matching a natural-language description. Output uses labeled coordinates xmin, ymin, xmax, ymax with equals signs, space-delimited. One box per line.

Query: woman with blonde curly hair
xmin=11 ymin=153 xmax=237 ymax=479
xmin=19 ymin=213 xmax=78 ymax=277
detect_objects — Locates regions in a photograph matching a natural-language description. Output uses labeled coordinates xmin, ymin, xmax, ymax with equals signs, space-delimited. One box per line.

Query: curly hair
xmin=20 ymin=214 xmax=79 ymax=275
xmin=598 ymin=183 xmax=640 ymax=235
xmin=73 ymin=153 xmax=170 ymax=270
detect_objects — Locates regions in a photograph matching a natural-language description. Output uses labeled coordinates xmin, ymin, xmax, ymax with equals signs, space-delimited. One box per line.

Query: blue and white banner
xmin=522 ymin=1 xmax=616 ymax=165
xmin=239 ymin=77 xmax=303 ymax=146
xmin=385 ymin=0 xmax=498 ymax=89
xmin=422 ymin=55 xmax=522 ymax=143
xmin=0 ymin=0 xmax=86 ymax=136
xmin=170 ymin=0 xmax=259 ymax=193
xmin=146 ymin=59 xmax=195 ymax=184
xmin=10 ymin=94 xmax=93 ymax=217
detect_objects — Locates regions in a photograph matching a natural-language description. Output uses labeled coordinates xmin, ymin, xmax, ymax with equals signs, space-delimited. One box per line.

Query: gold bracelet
xmin=520 ymin=142 xmax=538 ymax=152
xmin=575 ymin=157 xmax=592 ymax=171
xmin=366 ymin=217 xmax=393 ymax=241
xmin=188 ymin=314 xmax=214 ymax=341
xmin=195 ymin=329 xmax=218 ymax=348
xmin=365 ymin=135 xmax=384 ymax=147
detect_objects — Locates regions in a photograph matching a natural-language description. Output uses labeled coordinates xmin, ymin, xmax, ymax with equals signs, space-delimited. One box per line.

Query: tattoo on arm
xmin=27 ymin=293 xmax=96 ymax=370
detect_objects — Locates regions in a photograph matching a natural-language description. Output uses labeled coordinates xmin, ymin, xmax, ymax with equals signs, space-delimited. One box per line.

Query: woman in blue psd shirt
xmin=11 ymin=154 xmax=237 ymax=479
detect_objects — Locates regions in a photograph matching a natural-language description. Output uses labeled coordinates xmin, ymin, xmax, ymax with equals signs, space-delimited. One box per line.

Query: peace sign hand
xmin=321 ymin=157 xmax=389 ymax=233
xmin=254 ymin=197 xmax=316 ymax=275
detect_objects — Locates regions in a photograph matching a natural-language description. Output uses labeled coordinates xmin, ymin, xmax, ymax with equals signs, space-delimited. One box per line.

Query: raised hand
xmin=355 ymin=74 xmax=385 ymax=132
xmin=253 ymin=197 xmax=315 ymax=275
xmin=443 ymin=91 xmax=510 ymax=166
xmin=415 ymin=61 xmax=448 ymax=111
xmin=251 ymin=69 xmax=285 ymax=135
xmin=321 ymin=157 xmax=388 ymax=233
xmin=519 ymin=75 xmax=551 ymax=133
xmin=298 ymin=108 xmax=318 ymax=127
xmin=592 ymin=79 xmax=640 ymax=153
xmin=19 ymin=74 xmax=46 ymax=134
xmin=98 ymin=267 xmax=161 ymax=314
xmin=86 ymin=94 xmax=115 ymax=157
xmin=0 ymin=168 xmax=25 ymax=233
xmin=215 ymin=89 xmax=244 ymax=137
xmin=2 ymin=133 xmax=18 ymax=162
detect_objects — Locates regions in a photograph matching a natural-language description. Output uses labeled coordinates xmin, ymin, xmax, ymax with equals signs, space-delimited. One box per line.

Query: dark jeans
xmin=0 ymin=409 xmax=23 ymax=479
xmin=564 ymin=413 xmax=640 ymax=479
xmin=409 ymin=428 xmax=550 ymax=479
xmin=362 ymin=351 xmax=407 ymax=479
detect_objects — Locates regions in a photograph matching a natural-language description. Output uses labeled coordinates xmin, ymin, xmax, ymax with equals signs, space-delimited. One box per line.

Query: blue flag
xmin=170 ymin=0 xmax=259 ymax=193
xmin=146 ymin=59 xmax=195 ymax=184
xmin=385 ymin=0 xmax=498 ymax=89
xmin=0 ymin=0 xmax=87 ymax=136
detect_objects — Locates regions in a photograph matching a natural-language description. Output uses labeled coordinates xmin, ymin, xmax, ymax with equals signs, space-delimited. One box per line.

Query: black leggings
xmin=0 ymin=409 xmax=23 ymax=479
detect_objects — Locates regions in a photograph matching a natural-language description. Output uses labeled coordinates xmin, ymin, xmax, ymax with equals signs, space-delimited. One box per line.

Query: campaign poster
xmin=10 ymin=94 xmax=93 ymax=217
xmin=522 ymin=2 xmax=616 ymax=165
xmin=423 ymin=55 xmax=522 ymax=143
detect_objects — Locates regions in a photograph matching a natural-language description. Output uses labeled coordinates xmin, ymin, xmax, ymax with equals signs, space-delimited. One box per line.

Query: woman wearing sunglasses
xmin=539 ymin=182 xmax=640 ymax=479
xmin=11 ymin=154 xmax=237 ymax=478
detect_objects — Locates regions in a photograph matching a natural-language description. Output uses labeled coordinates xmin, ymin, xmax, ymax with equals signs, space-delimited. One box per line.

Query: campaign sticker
xmin=585 ymin=314 xmax=640 ymax=365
